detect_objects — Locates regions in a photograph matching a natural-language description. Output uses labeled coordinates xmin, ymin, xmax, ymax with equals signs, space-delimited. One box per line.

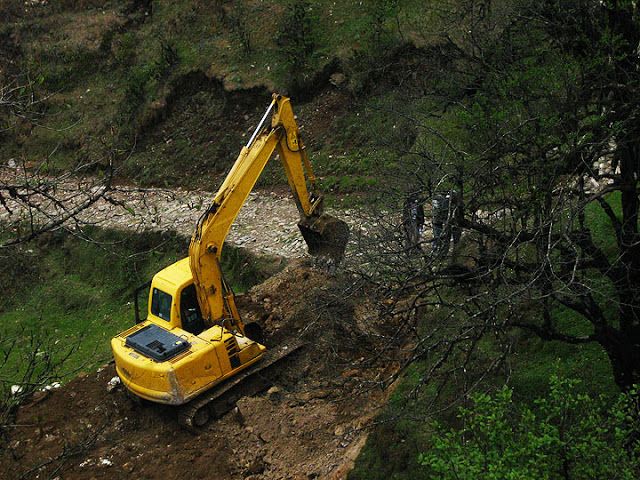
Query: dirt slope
xmin=1 ymin=261 xmax=396 ymax=480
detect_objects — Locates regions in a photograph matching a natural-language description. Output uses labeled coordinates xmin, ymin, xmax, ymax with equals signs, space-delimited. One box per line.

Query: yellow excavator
xmin=111 ymin=94 xmax=348 ymax=428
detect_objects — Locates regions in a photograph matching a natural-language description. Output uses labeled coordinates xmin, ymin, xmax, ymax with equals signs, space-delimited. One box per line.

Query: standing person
xmin=403 ymin=192 xmax=425 ymax=251
xmin=432 ymin=190 xmax=462 ymax=255
xmin=431 ymin=193 xmax=449 ymax=255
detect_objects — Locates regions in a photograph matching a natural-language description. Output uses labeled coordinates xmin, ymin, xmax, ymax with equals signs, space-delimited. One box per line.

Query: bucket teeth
xmin=298 ymin=214 xmax=349 ymax=264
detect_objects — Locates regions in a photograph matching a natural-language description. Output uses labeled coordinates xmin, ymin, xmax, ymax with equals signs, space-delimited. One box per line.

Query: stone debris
xmin=40 ymin=382 xmax=61 ymax=392
xmin=106 ymin=376 xmax=121 ymax=392
xmin=10 ymin=385 xmax=23 ymax=396
xmin=0 ymin=172 xmax=368 ymax=260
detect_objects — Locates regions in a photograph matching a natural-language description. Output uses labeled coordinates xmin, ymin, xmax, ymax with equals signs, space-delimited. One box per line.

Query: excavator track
xmin=177 ymin=340 xmax=304 ymax=432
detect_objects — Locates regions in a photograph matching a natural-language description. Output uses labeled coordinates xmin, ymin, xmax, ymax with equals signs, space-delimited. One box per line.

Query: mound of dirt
xmin=1 ymin=261 xmax=396 ymax=480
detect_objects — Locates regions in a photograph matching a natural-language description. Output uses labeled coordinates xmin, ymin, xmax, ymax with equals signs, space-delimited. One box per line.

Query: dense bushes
xmin=419 ymin=377 xmax=640 ymax=479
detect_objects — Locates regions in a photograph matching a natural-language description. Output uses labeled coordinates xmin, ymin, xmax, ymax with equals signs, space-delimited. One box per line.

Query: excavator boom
xmin=189 ymin=94 xmax=349 ymax=329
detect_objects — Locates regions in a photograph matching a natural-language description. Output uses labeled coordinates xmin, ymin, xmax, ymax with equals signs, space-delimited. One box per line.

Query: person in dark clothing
xmin=403 ymin=192 xmax=425 ymax=251
xmin=432 ymin=190 xmax=461 ymax=255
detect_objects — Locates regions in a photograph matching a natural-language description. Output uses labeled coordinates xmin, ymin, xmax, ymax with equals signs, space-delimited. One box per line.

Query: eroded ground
xmin=1 ymin=261 xmax=397 ymax=480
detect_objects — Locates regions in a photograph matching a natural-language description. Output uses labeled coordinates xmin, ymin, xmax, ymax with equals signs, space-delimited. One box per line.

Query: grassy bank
xmin=0 ymin=227 xmax=273 ymax=387
xmin=1 ymin=0 xmax=437 ymax=198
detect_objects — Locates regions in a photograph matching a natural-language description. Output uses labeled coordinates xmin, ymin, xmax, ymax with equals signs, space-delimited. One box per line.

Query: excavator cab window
xmin=151 ymin=288 xmax=173 ymax=322
xmin=180 ymin=284 xmax=205 ymax=335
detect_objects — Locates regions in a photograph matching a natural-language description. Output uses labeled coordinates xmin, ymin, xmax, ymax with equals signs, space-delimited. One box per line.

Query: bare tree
xmin=0 ymin=325 xmax=82 ymax=435
xmin=0 ymin=78 xmax=43 ymax=132
xmin=354 ymin=0 xmax=640 ymax=394
xmin=0 ymin=158 xmax=116 ymax=248
xmin=0 ymin=74 xmax=131 ymax=247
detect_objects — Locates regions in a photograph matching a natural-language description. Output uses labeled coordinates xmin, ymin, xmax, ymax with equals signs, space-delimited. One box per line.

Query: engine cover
xmin=125 ymin=324 xmax=190 ymax=361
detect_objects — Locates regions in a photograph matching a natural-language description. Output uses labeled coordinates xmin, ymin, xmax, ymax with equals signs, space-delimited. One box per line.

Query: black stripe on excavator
xmin=125 ymin=324 xmax=190 ymax=362
xmin=193 ymin=201 xmax=221 ymax=241
xmin=206 ymin=201 xmax=220 ymax=217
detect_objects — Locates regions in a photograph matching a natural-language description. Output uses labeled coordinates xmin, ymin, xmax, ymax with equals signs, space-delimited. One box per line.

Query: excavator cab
xmin=112 ymin=257 xmax=266 ymax=406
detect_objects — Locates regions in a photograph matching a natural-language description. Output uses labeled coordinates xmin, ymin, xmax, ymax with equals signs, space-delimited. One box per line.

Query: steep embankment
xmin=1 ymin=0 xmax=425 ymax=198
xmin=1 ymin=261 xmax=400 ymax=480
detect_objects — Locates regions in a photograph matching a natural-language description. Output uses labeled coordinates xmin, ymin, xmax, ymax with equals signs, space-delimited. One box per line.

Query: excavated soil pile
xmin=1 ymin=261 xmax=396 ymax=480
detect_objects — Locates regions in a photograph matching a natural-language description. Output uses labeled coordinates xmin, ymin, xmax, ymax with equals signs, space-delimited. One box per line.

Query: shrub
xmin=418 ymin=376 xmax=640 ymax=479
xmin=276 ymin=0 xmax=317 ymax=93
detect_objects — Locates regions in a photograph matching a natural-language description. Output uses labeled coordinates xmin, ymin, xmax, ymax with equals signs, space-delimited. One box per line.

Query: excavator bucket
xmin=298 ymin=214 xmax=350 ymax=264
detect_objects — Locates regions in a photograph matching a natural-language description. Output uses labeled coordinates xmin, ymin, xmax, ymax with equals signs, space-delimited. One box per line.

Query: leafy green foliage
xmin=342 ymin=0 xmax=405 ymax=92
xmin=121 ymin=36 xmax=180 ymax=123
xmin=349 ymin=192 xmax=624 ymax=479
xmin=276 ymin=0 xmax=317 ymax=93
xmin=418 ymin=377 xmax=640 ymax=479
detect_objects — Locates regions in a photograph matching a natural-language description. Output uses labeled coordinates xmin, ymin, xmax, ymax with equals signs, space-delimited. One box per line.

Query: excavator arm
xmin=189 ymin=94 xmax=348 ymax=331
xmin=111 ymin=94 xmax=347 ymax=411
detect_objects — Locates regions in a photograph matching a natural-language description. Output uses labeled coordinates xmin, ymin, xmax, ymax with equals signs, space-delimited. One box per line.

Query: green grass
xmin=506 ymin=190 xmax=624 ymax=400
xmin=586 ymin=190 xmax=622 ymax=256
xmin=0 ymin=228 xmax=273 ymax=387
xmin=1 ymin=0 xmax=447 ymax=191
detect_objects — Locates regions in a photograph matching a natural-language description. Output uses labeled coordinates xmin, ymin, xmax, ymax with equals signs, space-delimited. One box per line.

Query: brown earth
xmin=1 ymin=261 xmax=399 ymax=480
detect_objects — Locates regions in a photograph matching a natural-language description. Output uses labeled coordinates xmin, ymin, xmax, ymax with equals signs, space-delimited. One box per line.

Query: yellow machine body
xmin=111 ymin=94 xmax=348 ymax=407
xmin=111 ymin=258 xmax=265 ymax=405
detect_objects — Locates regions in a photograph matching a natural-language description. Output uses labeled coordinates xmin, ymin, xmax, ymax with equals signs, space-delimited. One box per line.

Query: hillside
xmin=0 ymin=0 xmax=429 ymax=196
xmin=1 ymin=2 xmax=421 ymax=477
xmin=3 ymin=0 xmax=640 ymax=479
xmin=1 ymin=261 xmax=399 ymax=480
